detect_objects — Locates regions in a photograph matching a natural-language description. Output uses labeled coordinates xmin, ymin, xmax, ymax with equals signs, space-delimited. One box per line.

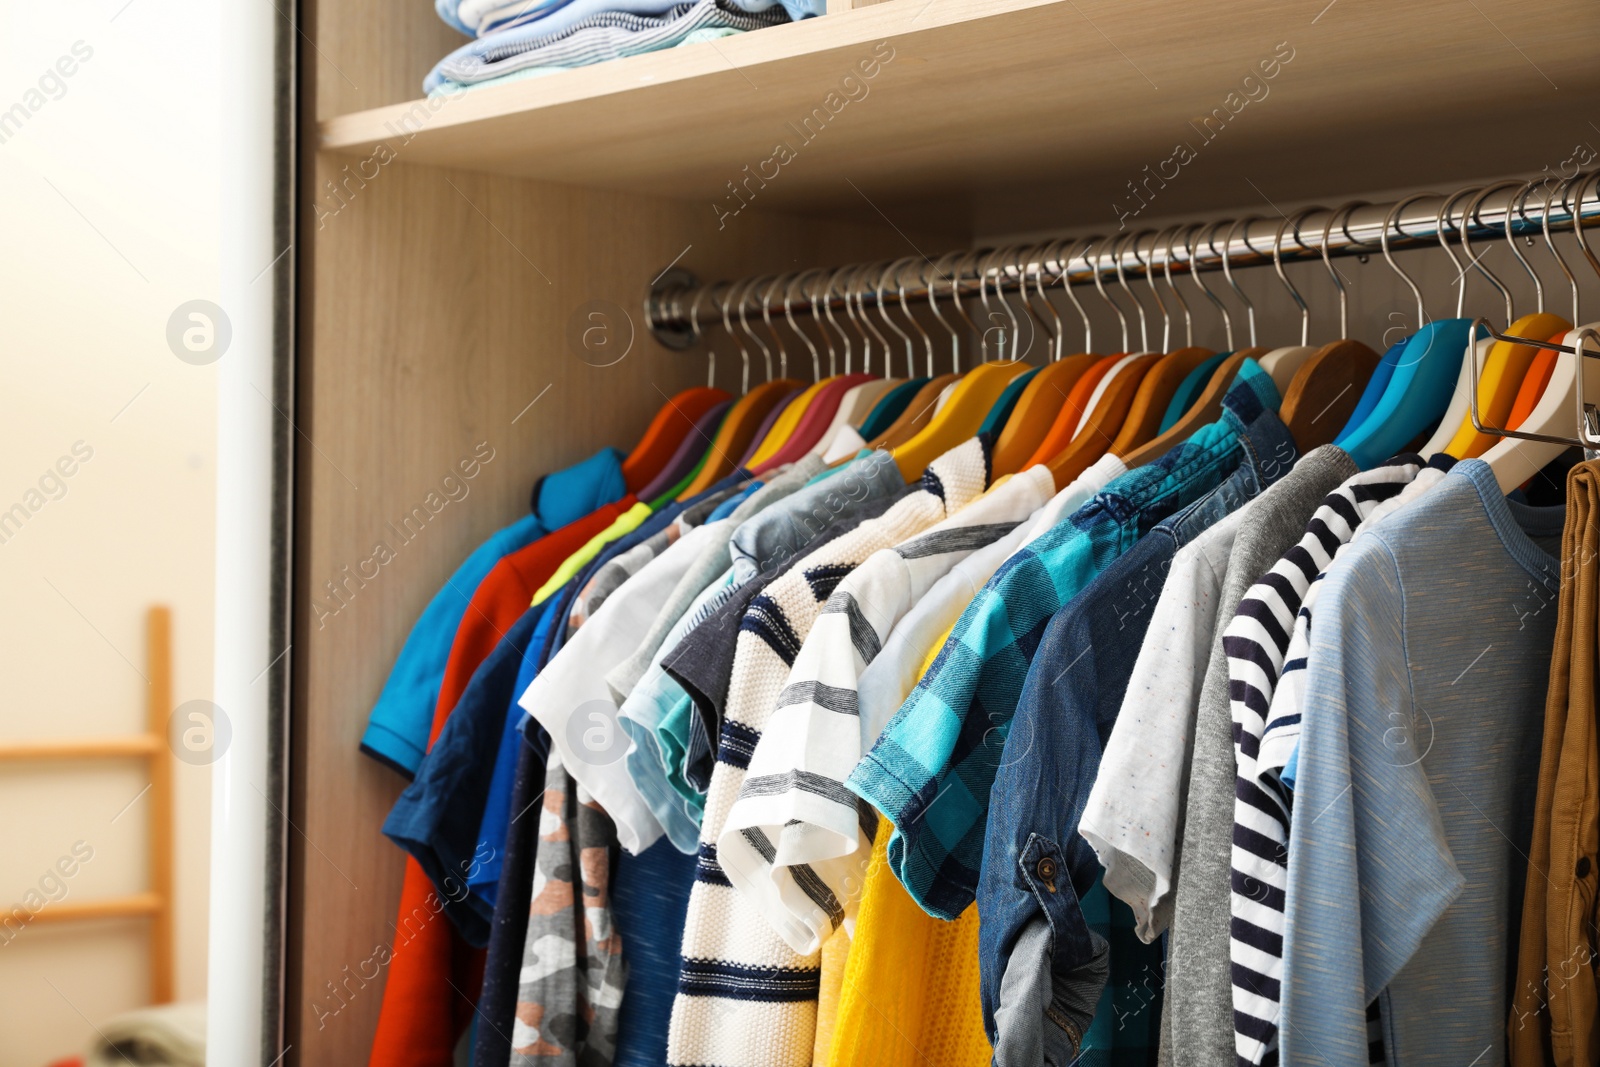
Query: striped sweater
xmin=666 ymin=440 xmax=991 ymax=1067
xmin=1224 ymin=456 xmax=1423 ymax=1067
xmin=717 ymin=465 xmax=1055 ymax=955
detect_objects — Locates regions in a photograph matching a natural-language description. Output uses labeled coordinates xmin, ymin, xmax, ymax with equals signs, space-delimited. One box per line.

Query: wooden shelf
xmin=318 ymin=0 xmax=1600 ymax=233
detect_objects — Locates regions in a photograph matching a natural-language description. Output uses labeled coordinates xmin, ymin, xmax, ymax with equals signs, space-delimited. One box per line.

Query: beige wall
xmin=0 ymin=3 xmax=220 ymax=1065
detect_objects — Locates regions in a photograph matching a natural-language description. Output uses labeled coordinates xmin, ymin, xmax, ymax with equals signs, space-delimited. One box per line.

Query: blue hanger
xmin=1337 ymin=194 xmax=1482 ymax=469
xmin=1333 ymin=339 xmax=1404 ymax=442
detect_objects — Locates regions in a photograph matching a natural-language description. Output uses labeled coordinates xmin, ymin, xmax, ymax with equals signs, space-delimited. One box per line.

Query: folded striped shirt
xmin=1225 ymin=455 xmax=1424 ymax=1067
xmin=717 ymin=466 xmax=1055 ymax=954
xmin=667 ymin=438 xmax=990 ymax=1067
xmin=426 ymin=0 xmax=788 ymax=90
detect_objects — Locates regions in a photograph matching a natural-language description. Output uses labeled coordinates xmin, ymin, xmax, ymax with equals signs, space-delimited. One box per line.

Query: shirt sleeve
xmin=1281 ymin=536 xmax=1463 ymax=1065
xmin=1078 ymin=535 xmax=1210 ymax=940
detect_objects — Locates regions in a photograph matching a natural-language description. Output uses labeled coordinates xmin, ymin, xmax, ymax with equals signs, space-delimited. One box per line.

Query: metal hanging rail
xmin=644 ymin=173 xmax=1600 ymax=354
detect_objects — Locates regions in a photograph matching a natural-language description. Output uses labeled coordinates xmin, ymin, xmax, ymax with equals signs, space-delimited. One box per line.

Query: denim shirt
xmin=976 ymin=406 xmax=1296 ymax=1066
xmin=848 ymin=360 xmax=1288 ymax=929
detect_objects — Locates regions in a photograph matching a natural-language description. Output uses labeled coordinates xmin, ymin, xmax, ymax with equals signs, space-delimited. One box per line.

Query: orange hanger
xmin=680 ymin=378 xmax=801 ymax=495
xmin=1442 ymin=181 xmax=1571 ymax=458
xmin=619 ymin=386 xmax=730 ymax=493
xmin=1024 ymin=353 xmax=1122 ymax=469
xmin=1048 ymin=352 xmax=1161 ymax=487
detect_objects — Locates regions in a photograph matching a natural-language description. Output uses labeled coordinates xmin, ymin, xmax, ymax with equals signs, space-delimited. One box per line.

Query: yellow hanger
xmin=1442 ymin=181 xmax=1571 ymax=459
xmin=890 ymin=252 xmax=1030 ymax=481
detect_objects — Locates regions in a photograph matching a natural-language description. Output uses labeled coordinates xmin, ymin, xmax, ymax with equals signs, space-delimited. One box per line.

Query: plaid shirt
xmin=847 ymin=360 xmax=1285 ymax=921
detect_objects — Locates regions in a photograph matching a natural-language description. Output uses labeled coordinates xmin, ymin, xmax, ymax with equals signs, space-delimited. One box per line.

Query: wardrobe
xmin=278 ymin=0 xmax=1600 ymax=1063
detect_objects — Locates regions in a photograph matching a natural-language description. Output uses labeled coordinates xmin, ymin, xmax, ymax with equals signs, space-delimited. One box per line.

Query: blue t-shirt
xmin=360 ymin=448 xmax=625 ymax=776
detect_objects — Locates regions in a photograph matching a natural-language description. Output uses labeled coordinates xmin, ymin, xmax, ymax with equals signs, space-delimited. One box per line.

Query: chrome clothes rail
xmin=644 ymin=174 xmax=1600 ymax=354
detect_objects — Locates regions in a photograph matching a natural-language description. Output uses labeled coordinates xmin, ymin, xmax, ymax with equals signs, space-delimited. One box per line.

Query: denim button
xmin=1036 ymin=856 xmax=1057 ymax=890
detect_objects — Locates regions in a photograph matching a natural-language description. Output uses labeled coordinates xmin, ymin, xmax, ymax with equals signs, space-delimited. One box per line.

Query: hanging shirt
xmin=848 ymin=361 xmax=1285 ymax=921
xmin=982 ymin=430 xmax=1309 ymax=1067
xmin=1219 ymin=456 xmax=1427 ymax=1066
xmin=607 ymin=461 xmax=820 ymax=702
xmin=360 ymin=448 xmax=627 ymax=776
xmin=854 ymin=452 xmax=1127 ymax=746
xmin=718 ymin=465 xmax=1055 ymax=955
xmin=667 ymin=438 xmax=992 ymax=1067
xmin=1272 ymin=454 xmax=1457 ymax=789
xmin=1149 ymin=447 xmax=1363 ymax=1067
xmin=1281 ymin=459 xmax=1563 ymax=1065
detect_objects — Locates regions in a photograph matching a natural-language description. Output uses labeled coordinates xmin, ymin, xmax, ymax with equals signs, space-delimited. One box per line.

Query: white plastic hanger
xmin=1479 ymin=173 xmax=1599 ymax=491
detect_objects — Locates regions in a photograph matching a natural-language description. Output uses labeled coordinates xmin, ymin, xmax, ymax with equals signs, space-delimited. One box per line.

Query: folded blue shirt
xmin=360 ymin=447 xmax=625 ymax=777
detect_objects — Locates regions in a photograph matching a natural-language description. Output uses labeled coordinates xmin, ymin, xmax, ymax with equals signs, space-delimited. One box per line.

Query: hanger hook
xmin=948 ymin=251 xmax=985 ymax=365
xmin=1188 ymin=222 xmax=1232 ymax=349
xmin=1319 ymin=202 xmax=1368 ymax=339
xmin=821 ymin=266 xmax=854 ymax=376
xmin=1220 ymin=217 xmax=1259 ymax=347
xmin=781 ymin=272 xmax=822 ymax=382
xmin=1380 ymin=194 xmax=1433 ymax=329
xmin=1000 ymin=246 xmax=1044 ymax=361
xmin=1464 ymin=181 xmax=1522 ymax=325
xmin=760 ymin=274 xmax=792 ymax=381
xmin=892 ymin=258 xmax=935 ymax=378
xmin=1088 ymin=236 xmax=1129 ymax=351
xmin=1428 ymin=187 xmax=1478 ymax=319
xmin=1571 ymin=170 xmax=1600 ymax=288
xmin=1272 ymin=206 xmax=1322 ymax=346
xmin=1159 ymin=227 xmax=1192 ymax=348
xmin=1056 ymin=237 xmax=1094 ymax=354
xmin=1030 ymin=241 xmax=1066 ymax=361
xmin=1541 ymin=175 xmax=1581 ymax=324
xmin=1126 ymin=231 xmax=1168 ymax=351
xmin=1504 ymin=180 xmax=1546 ymax=315
xmin=804 ymin=268 xmax=840 ymax=378
xmin=841 ymin=264 xmax=876 ymax=374
xmin=924 ymin=252 xmax=964 ymax=374
xmin=688 ymin=283 xmax=722 ymax=390
xmin=737 ymin=277 xmax=775 ymax=383
xmin=1112 ymin=232 xmax=1150 ymax=351
xmin=715 ymin=279 xmax=755 ymax=394
xmin=853 ymin=262 xmax=892 ymax=375
xmin=975 ymin=248 xmax=1015 ymax=361
xmin=877 ymin=258 xmax=917 ymax=377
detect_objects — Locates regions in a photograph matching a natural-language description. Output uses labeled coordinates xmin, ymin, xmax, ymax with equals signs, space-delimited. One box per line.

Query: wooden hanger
xmin=992 ymin=353 xmax=1096 ymax=474
xmin=1108 ymin=346 xmax=1215 ymax=454
xmin=868 ymin=374 xmax=955 ymax=450
xmin=1480 ymin=326 xmax=1600 ymax=491
xmin=1047 ymin=352 xmax=1161 ymax=487
xmin=890 ymin=360 xmax=1030 ymax=481
xmin=681 ymin=379 xmax=798 ymax=493
xmin=1023 ymin=354 xmax=1122 ymax=468
xmin=758 ymin=373 xmax=872 ymax=471
xmin=1119 ymin=348 xmax=1267 ymax=468
xmin=640 ymin=399 xmax=729 ymax=503
xmin=1279 ymin=340 xmax=1380 ymax=453
xmin=619 ymin=385 xmax=730 ymax=493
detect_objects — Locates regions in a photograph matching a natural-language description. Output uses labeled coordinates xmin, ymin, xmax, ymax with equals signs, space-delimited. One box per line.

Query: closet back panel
xmin=288 ymin=146 xmax=958 ymax=1064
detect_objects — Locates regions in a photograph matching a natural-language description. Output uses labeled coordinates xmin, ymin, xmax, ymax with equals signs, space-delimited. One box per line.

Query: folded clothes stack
xmin=428 ymin=0 xmax=816 ymax=92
